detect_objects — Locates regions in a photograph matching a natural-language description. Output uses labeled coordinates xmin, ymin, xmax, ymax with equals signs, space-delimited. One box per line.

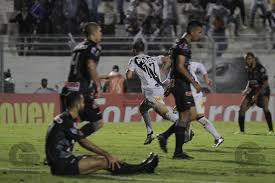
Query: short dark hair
xmin=245 ymin=52 xmax=255 ymax=58
xmin=41 ymin=78 xmax=47 ymax=82
xmin=65 ymin=92 xmax=82 ymax=109
xmin=82 ymin=22 xmax=100 ymax=37
xmin=112 ymin=65 xmax=119 ymax=71
xmin=132 ymin=39 xmax=145 ymax=52
xmin=186 ymin=21 xmax=203 ymax=33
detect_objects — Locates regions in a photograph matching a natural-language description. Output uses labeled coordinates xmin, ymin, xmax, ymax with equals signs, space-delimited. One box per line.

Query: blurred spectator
xmin=63 ymin=0 xmax=78 ymax=34
xmin=225 ymin=0 xmax=247 ymax=27
xmin=266 ymin=4 xmax=275 ymax=49
xmin=125 ymin=0 xmax=154 ymax=36
xmin=51 ymin=0 xmax=66 ymax=34
xmin=207 ymin=0 xmax=230 ymax=56
xmin=4 ymin=69 xmax=15 ymax=93
xmin=250 ymin=0 xmax=268 ymax=28
xmin=100 ymin=1 xmax=117 ymax=35
xmin=9 ymin=6 xmax=34 ymax=55
xmin=34 ymin=78 xmax=58 ymax=93
xmin=161 ymin=0 xmax=178 ymax=36
xmin=103 ymin=65 xmax=126 ymax=94
xmin=75 ymin=0 xmax=90 ymax=33
xmin=86 ymin=0 xmax=100 ymax=22
xmin=181 ymin=0 xmax=205 ymax=34
xmin=117 ymin=0 xmax=126 ymax=24
xmin=30 ymin=0 xmax=47 ymax=34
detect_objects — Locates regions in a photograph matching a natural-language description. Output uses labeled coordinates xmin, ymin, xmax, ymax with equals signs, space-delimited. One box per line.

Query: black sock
xmin=174 ymin=126 xmax=186 ymax=154
xmin=109 ymin=162 xmax=142 ymax=175
xmin=238 ymin=113 xmax=245 ymax=132
xmin=162 ymin=123 xmax=176 ymax=139
xmin=264 ymin=111 xmax=273 ymax=131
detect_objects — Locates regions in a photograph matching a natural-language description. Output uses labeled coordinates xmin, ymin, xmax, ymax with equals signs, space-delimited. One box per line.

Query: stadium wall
xmin=0 ymin=93 xmax=274 ymax=124
xmin=4 ymin=54 xmax=275 ymax=93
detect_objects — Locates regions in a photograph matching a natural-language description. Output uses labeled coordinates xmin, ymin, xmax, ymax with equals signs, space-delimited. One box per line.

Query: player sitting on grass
xmin=45 ymin=91 xmax=159 ymax=175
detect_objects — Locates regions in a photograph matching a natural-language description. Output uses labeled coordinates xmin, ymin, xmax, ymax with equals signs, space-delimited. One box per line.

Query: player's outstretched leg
xmin=76 ymin=153 xmax=159 ymax=175
xmin=139 ymin=100 xmax=154 ymax=145
xmin=196 ymin=116 xmax=224 ymax=147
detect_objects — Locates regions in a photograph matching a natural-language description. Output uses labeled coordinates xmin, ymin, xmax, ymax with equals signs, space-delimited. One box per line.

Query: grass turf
xmin=0 ymin=121 xmax=274 ymax=183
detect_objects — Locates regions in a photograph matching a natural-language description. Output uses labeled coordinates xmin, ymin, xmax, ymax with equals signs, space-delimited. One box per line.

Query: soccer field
xmin=0 ymin=121 xmax=274 ymax=183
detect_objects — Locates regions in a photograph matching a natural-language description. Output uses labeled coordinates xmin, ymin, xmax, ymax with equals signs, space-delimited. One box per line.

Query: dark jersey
xmin=45 ymin=112 xmax=84 ymax=164
xmin=245 ymin=62 xmax=268 ymax=90
xmin=169 ymin=38 xmax=192 ymax=83
xmin=67 ymin=40 xmax=101 ymax=93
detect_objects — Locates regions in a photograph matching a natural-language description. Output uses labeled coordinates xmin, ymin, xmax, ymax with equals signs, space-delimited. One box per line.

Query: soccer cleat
xmin=142 ymin=154 xmax=159 ymax=173
xmin=157 ymin=134 xmax=168 ymax=153
xmin=213 ymin=137 xmax=224 ymax=148
xmin=140 ymin=152 xmax=155 ymax=165
xmin=268 ymin=131 xmax=275 ymax=135
xmin=144 ymin=133 xmax=154 ymax=145
xmin=173 ymin=152 xmax=194 ymax=160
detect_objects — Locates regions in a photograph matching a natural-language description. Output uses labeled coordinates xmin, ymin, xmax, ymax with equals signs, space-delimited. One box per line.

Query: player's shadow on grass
xmin=187 ymin=148 xmax=231 ymax=154
xmin=198 ymin=159 xmax=271 ymax=166
xmin=243 ymin=133 xmax=270 ymax=136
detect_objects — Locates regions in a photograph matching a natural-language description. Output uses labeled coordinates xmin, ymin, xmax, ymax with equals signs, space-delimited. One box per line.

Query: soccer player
xmin=126 ymin=39 xmax=179 ymax=145
xmin=157 ymin=61 xmax=224 ymax=153
xmin=45 ymin=92 xmax=159 ymax=175
xmin=164 ymin=21 xmax=203 ymax=159
xmin=237 ymin=52 xmax=274 ymax=134
xmin=61 ymin=22 xmax=104 ymax=138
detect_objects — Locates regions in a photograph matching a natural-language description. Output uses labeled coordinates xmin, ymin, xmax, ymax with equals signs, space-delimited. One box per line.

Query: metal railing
xmin=0 ymin=34 xmax=274 ymax=93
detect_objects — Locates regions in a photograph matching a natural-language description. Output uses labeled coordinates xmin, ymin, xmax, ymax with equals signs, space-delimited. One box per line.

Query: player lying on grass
xmin=126 ymin=39 xmax=179 ymax=145
xmin=157 ymin=61 xmax=224 ymax=154
xmin=45 ymin=91 xmax=159 ymax=175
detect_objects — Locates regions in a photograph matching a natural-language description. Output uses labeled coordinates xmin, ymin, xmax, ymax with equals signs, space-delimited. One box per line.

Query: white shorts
xmin=142 ymin=87 xmax=165 ymax=104
xmin=193 ymin=92 xmax=205 ymax=114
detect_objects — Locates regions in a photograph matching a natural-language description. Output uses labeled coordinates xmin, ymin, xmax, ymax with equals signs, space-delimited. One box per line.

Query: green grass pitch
xmin=0 ymin=121 xmax=274 ymax=183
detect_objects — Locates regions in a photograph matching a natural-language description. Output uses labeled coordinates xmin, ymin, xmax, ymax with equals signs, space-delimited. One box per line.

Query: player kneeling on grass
xmin=45 ymin=92 xmax=159 ymax=175
xmin=126 ymin=39 xmax=179 ymax=145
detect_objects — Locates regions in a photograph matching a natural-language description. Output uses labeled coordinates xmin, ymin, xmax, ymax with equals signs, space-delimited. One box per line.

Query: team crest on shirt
xmin=91 ymin=47 xmax=97 ymax=55
xmin=178 ymin=43 xmax=189 ymax=50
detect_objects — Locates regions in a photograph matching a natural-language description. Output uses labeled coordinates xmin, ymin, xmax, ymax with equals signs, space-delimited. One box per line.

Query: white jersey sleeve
xmin=152 ymin=55 xmax=164 ymax=65
xmin=128 ymin=57 xmax=135 ymax=72
xmin=195 ymin=62 xmax=207 ymax=75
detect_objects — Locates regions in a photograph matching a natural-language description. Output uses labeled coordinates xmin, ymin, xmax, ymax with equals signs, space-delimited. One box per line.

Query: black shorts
xmin=50 ymin=155 xmax=85 ymax=175
xmin=79 ymin=100 xmax=103 ymax=123
xmin=246 ymin=87 xmax=270 ymax=108
xmin=172 ymin=80 xmax=195 ymax=112
xmin=61 ymin=87 xmax=103 ymax=123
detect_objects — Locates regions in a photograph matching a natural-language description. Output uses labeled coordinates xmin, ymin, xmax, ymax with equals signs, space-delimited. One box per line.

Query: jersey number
xmin=70 ymin=52 xmax=80 ymax=75
xmin=142 ymin=63 xmax=158 ymax=78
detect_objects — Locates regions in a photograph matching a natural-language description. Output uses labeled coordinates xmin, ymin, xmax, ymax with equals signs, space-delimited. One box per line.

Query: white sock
xmin=198 ymin=117 xmax=221 ymax=140
xmin=142 ymin=112 xmax=153 ymax=135
xmin=164 ymin=111 xmax=178 ymax=123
